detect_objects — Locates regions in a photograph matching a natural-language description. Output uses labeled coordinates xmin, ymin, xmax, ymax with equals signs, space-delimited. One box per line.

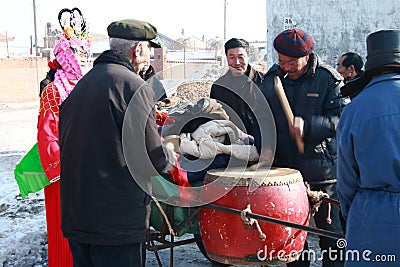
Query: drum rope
xmin=240 ymin=204 xmax=267 ymax=239
xmin=305 ymin=184 xmax=332 ymax=224
xmin=151 ymin=196 xmax=176 ymax=236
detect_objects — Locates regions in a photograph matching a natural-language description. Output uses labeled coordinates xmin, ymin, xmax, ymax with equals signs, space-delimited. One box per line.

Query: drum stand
xmin=141 ymin=200 xmax=203 ymax=267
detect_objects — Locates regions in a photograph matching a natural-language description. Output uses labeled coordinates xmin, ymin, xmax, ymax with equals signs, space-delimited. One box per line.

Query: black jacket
xmin=59 ymin=50 xmax=168 ymax=245
xmin=261 ymin=54 xmax=346 ymax=184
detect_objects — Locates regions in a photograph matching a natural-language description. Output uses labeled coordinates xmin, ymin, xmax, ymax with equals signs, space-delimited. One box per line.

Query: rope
xmin=240 ymin=204 xmax=266 ymax=239
xmin=151 ymin=196 xmax=176 ymax=236
xmin=305 ymin=183 xmax=332 ymax=224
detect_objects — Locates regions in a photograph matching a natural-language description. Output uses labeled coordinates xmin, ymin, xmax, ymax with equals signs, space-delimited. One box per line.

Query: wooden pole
xmin=274 ymin=76 xmax=304 ymax=154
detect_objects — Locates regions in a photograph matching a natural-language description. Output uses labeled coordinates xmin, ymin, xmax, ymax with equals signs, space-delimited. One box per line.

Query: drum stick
xmin=274 ymin=76 xmax=304 ymax=154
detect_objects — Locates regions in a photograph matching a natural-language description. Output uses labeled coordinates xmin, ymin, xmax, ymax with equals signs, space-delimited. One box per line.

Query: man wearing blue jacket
xmin=337 ymin=30 xmax=400 ymax=266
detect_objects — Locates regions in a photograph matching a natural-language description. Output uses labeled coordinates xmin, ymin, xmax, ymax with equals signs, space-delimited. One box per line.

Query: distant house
xmin=0 ymin=33 xmax=15 ymax=58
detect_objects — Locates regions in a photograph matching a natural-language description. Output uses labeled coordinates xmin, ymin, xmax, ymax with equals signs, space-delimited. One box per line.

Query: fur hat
xmin=273 ymin=29 xmax=314 ymax=57
xmin=365 ymin=30 xmax=400 ymax=71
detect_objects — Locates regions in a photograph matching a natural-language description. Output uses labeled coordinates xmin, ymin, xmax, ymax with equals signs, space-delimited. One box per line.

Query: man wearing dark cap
xmin=337 ymin=30 xmax=400 ymax=266
xmin=59 ymin=19 xmax=178 ymax=266
xmin=259 ymin=29 xmax=347 ymax=267
xmin=210 ymin=38 xmax=275 ymax=167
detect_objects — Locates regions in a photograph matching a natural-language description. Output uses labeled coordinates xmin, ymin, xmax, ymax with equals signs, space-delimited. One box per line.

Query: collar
xmin=93 ymin=50 xmax=136 ymax=73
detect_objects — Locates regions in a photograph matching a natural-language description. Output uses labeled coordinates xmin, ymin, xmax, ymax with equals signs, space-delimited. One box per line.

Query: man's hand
xmin=289 ymin=116 xmax=305 ymax=154
xmin=289 ymin=116 xmax=304 ymax=140
xmin=259 ymin=147 xmax=274 ymax=165
xmin=247 ymin=147 xmax=274 ymax=171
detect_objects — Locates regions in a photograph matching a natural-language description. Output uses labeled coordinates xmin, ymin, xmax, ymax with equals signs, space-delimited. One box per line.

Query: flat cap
xmin=107 ymin=19 xmax=161 ymax=48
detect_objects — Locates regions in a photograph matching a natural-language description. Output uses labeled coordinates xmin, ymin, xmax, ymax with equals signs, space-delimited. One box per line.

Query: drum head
xmin=204 ymin=167 xmax=303 ymax=186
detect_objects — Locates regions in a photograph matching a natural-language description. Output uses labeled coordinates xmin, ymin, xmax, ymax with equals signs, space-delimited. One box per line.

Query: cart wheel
xmin=193 ymin=234 xmax=231 ymax=266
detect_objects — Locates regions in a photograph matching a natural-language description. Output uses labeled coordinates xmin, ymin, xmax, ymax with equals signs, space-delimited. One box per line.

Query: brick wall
xmin=0 ymin=58 xmax=48 ymax=103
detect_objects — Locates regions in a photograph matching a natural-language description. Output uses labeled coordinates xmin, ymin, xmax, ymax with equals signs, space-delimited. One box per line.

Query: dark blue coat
xmin=260 ymin=54 xmax=346 ymax=184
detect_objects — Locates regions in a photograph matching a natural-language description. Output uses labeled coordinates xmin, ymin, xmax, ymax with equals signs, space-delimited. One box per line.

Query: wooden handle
xmin=274 ymin=76 xmax=304 ymax=154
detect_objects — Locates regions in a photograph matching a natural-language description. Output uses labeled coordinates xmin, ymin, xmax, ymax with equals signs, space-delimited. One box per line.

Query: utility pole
xmin=6 ymin=30 xmax=9 ymax=58
xmin=33 ymin=0 xmax=39 ymax=56
xmin=224 ymin=0 xmax=227 ymax=42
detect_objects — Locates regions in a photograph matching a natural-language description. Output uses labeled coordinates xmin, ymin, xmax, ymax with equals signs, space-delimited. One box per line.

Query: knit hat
xmin=273 ymin=29 xmax=314 ymax=57
xmin=107 ymin=19 xmax=161 ymax=48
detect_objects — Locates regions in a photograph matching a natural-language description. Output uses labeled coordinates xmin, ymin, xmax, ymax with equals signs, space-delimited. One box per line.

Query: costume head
xmin=273 ymin=29 xmax=314 ymax=57
xmin=224 ymin=38 xmax=249 ymax=55
xmin=341 ymin=30 xmax=400 ymax=97
xmin=51 ymin=7 xmax=91 ymax=102
xmin=107 ymin=19 xmax=161 ymax=48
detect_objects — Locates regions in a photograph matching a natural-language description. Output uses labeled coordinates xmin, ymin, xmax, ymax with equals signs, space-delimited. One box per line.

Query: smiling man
xmin=210 ymin=38 xmax=265 ymax=144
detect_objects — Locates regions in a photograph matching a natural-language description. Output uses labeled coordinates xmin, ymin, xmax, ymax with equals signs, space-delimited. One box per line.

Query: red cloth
xmin=44 ymin=182 xmax=73 ymax=267
xmin=156 ymin=110 xmax=174 ymax=126
xmin=168 ymin=154 xmax=195 ymax=204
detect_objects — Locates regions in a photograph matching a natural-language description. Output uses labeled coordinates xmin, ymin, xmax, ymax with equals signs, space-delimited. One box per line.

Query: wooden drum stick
xmin=274 ymin=76 xmax=304 ymax=154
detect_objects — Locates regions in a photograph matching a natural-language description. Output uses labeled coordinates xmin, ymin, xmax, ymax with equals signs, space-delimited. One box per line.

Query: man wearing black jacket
xmin=59 ymin=19 xmax=176 ymax=267
xmin=210 ymin=38 xmax=275 ymax=165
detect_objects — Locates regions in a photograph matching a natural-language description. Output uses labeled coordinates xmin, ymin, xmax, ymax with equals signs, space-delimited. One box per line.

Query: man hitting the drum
xmin=259 ymin=29 xmax=347 ymax=267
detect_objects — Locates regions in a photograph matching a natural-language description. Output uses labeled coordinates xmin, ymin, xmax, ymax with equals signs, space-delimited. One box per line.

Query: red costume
xmin=38 ymin=82 xmax=76 ymax=266
xmin=37 ymin=7 xmax=91 ymax=266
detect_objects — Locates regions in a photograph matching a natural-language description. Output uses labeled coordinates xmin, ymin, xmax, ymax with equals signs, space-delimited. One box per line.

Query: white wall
xmin=266 ymin=0 xmax=400 ymax=68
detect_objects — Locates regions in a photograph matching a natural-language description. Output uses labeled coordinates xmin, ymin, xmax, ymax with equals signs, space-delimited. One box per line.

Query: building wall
xmin=266 ymin=0 xmax=400 ymax=68
xmin=0 ymin=58 xmax=48 ymax=103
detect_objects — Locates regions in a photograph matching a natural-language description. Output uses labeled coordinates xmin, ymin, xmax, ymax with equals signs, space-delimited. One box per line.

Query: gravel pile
xmin=176 ymin=80 xmax=214 ymax=102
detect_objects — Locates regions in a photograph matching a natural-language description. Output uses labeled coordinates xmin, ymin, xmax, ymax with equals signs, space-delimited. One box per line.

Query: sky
xmin=1 ymin=0 xmax=267 ymax=48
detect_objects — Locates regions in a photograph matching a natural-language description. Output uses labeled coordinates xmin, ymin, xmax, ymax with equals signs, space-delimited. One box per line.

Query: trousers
xmin=68 ymin=239 xmax=142 ymax=267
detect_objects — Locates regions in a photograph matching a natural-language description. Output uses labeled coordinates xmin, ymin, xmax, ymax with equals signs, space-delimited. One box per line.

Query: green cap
xmin=107 ymin=19 xmax=161 ymax=48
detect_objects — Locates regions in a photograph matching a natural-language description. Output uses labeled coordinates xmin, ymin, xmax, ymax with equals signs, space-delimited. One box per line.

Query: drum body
xmin=198 ymin=167 xmax=310 ymax=265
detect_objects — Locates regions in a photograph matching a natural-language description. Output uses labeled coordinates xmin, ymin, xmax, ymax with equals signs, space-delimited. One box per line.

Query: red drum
xmin=198 ymin=167 xmax=310 ymax=265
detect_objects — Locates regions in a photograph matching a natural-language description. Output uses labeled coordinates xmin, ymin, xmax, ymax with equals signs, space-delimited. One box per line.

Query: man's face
xmin=277 ymin=52 xmax=309 ymax=80
xmin=132 ymin=42 xmax=151 ymax=74
xmin=226 ymin=47 xmax=248 ymax=76
xmin=336 ymin=55 xmax=352 ymax=81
